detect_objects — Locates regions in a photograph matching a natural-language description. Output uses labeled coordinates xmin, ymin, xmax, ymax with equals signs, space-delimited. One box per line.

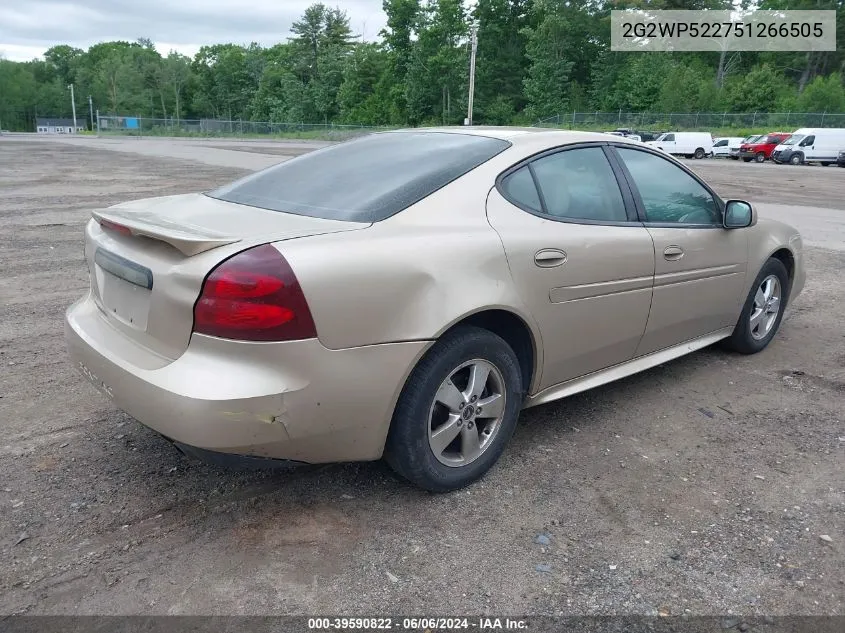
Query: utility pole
xmin=68 ymin=84 xmax=77 ymax=132
xmin=466 ymin=26 xmax=478 ymax=126
xmin=88 ymin=95 xmax=94 ymax=131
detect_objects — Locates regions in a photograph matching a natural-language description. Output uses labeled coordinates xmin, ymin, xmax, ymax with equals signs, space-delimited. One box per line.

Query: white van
xmin=772 ymin=128 xmax=845 ymax=165
xmin=646 ymin=132 xmax=713 ymax=159
xmin=712 ymin=137 xmax=745 ymax=158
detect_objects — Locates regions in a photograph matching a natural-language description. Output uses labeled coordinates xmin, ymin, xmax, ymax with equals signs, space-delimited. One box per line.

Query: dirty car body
xmin=65 ymin=128 xmax=805 ymax=491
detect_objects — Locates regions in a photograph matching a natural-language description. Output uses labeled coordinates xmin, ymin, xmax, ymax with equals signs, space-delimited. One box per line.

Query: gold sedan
xmin=65 ymin=128 xmax=805 ymax=491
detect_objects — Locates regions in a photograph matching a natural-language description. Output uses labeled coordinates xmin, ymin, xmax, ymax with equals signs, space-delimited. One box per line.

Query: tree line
xmin=1 ymin=0 xmax=844 ymax=132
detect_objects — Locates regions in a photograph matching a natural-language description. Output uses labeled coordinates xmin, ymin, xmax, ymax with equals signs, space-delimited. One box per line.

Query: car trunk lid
xmin=85 ymin=193 xmax=369 ymax=361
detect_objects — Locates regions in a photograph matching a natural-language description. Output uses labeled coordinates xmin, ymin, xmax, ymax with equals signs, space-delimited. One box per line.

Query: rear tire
xmin=755 ymin=152 xmax=766 ymax=163
xmin=694 ymin=147 xmax=705 ymax=159
xmin=384 ymin=326 xmax=523 ymax=492
xmin=820 ymin=162 xmax=830 ymax=167
xmin=724 ymin=258 xmax=790 ymax=355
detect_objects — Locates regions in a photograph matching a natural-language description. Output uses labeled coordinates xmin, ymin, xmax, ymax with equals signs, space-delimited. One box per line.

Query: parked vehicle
xmin=740 ymin=133 xmax=790 ymax=162
xmin=64 ymin=128 xmax=805 ymax=492
xmin=771 ymin=128 xmax=845 ymax=166
xmin=638 ymin=131 xmax=665 ymax=142
xmin=712 ymin=137 xmax=745 ymax=158
xmin=608 ymin=129 xmax=644 ymax=142
xmin=730 ymin=135 xmax=760 ymax=160
xmin=647 ymin=132 xmax=713 ymax=159
xmin=837 ymin=149 xmax=845 ymax=167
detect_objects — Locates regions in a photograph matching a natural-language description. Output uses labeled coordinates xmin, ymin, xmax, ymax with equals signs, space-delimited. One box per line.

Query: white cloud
xmin=0 ymin=0 xmax=387 ymax=61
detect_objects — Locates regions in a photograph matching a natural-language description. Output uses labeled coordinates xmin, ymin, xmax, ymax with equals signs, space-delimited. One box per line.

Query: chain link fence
xmin=19 ymin=111 xmax=845 ymax=138
xmin=536 ymin=111 xmax=845 ymax=131
xmin=96 ymin=115 xmax=391 ymax=140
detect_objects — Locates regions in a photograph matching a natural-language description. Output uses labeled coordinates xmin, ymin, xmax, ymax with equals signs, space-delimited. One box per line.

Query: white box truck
xmin=771 ymin=128 xmax=845 ymax=165
xmin=646 ymin=132 xmax=713 ymax=159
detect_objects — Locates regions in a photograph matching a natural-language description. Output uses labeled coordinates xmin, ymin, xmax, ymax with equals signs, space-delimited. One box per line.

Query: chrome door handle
xmin=663 ymin=245 xmax=684 ymax=261
xmin=534 ymin=249 xmax=567 ymax=268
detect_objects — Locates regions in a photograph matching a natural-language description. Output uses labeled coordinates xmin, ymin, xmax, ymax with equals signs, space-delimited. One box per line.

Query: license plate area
xmin=94 ymin=248 xmax=152 ymax=330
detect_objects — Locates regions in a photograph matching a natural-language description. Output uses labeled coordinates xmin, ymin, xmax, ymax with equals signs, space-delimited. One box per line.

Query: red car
xmin=739 ymin=133 xmax=791 ymax=163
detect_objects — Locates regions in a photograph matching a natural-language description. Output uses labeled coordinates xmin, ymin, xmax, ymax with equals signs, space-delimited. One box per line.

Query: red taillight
xmin=193 ymin=244 xmax=317 ymax=342
xmin=99 ymin=219 xmax=132 ymax=236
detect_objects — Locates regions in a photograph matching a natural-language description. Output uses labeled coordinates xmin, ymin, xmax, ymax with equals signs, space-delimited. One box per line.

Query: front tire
xmin=385 ymin=326 xmax=523 ymax=492
xmin=755 ymin=152 xmax=766 ymax=163
xmin=724 ymin=258 xmax=790 ymax=355
xmin=789 ymin=153 xmax=803 ymax=165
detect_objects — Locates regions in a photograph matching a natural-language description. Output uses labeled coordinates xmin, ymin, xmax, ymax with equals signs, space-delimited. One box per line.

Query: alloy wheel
xmin=428 ymin=359 xmax=507 ymax=467
xmin=750 ymin=275 xmax=782 ymax=340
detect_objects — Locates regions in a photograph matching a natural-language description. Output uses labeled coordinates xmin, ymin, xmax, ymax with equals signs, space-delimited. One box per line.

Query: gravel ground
xmin=0 ymin=138 xmax=843 ymax=617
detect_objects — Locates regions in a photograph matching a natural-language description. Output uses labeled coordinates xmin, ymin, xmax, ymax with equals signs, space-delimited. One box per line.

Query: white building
xmin=36 ymin=118 xmax=85 ymax=134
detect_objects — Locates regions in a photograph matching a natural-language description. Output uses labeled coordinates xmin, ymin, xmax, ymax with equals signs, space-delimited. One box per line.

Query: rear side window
xmin=501 ymin=167 xmax=541 ymax=212
xmin=500 ymin=147 xmax=628 ymax=223
xmin=208 ymin=132 xmax=510 ymax=222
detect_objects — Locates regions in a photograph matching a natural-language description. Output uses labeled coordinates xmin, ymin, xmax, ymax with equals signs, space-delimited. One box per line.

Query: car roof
xmin=395 ymin=126 xmax=646 ymax=148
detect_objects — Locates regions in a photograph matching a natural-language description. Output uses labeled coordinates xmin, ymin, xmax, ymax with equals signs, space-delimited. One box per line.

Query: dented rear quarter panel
xmin=279 ymin=158 xmax=541 ymax=353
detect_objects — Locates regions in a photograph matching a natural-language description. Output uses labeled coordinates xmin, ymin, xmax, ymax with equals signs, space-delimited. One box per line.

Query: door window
xmin=799 ymin=135 xmax=815 ymax=146
xmin=616 ymin=147 xmax=721 ymax=225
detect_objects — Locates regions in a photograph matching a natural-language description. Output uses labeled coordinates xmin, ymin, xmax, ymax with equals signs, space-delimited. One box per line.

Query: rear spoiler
xmin=91 ymin=209 xmax=241 ymax=256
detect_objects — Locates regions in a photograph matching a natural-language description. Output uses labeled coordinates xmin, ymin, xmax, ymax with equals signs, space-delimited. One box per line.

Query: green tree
xmin=796 ymin=74 xmax=845 ymax=112
xmin=405 ymin=0 xmax=470 ymax=125
xmin=522 ymin=1 xmax=575 ymax=120
xmin=381 ymin=0 xmax=422 ymax=121
xmin=472 ymin=0 xmax=531 ymax=123
xmin=163 ymin=52 xmax=192 ymax=121
xmin=727 ymin=64 xmax=786 ymax=112
xmin=337 ymin=43 xmax=391 ymax=124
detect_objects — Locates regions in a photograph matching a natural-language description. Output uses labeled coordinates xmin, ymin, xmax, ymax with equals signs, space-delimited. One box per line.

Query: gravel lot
xmin=1 ymin=137 xmax=843 ymax=617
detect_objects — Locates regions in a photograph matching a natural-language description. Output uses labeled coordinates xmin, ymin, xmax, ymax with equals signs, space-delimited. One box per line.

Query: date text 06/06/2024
xmin=306 ymin=617 xmax=528 ymax=631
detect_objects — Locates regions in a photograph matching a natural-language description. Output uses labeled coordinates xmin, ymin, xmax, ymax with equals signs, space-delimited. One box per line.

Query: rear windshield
xmin=207 ymin=132 xmax=511 ymax=222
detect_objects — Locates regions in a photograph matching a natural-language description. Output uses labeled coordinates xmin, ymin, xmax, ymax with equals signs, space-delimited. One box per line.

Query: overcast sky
xmin=0 ymin=0 xmax=388 ymax=62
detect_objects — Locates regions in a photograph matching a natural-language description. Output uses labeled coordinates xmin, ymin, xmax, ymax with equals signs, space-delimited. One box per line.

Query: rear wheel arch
xmin=438 ymin=309 xmax=539 ymax=395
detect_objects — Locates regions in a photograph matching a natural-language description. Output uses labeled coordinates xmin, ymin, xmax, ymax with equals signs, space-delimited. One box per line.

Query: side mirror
xmin=724 ymin=200 xmax=754 ymax=229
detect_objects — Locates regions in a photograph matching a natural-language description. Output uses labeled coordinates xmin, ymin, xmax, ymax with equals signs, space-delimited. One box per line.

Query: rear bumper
xmin=65 ymin=293 xmax=428 ymax=463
